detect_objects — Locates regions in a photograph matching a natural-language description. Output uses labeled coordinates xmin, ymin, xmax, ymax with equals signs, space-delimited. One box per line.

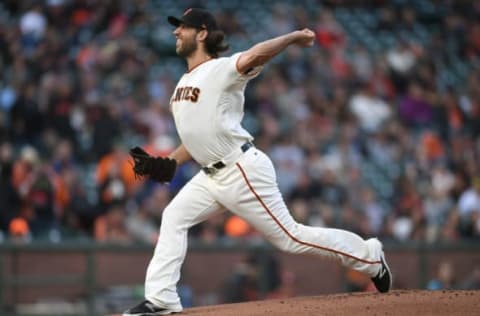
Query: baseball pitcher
xmin=124 ymin=8 xmax=392 ymax=316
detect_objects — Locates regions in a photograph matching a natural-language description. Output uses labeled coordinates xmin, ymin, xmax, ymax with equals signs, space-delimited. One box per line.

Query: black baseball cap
xmin=167 ymin=8 xmax=219 ymax=31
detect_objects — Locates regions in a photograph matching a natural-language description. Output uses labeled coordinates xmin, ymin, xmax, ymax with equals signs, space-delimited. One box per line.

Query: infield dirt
xmin=112 ymin=290 xmax=479 ymax=315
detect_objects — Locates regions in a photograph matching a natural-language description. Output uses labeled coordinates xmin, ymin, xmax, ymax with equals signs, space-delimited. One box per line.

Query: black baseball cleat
xmin=122 ymin=300 xmax=180 ymax=316
xmin=371 ymin=252 xmax=392 ymax=293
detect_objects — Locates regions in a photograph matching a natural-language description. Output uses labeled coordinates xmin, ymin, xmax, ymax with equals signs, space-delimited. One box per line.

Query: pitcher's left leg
xmin=144 ymin=172 xmax=224 ymax=310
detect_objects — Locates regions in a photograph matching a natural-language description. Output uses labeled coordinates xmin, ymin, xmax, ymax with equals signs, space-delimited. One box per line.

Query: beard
xmin=176 ymin=37 xmax=198 ymax=58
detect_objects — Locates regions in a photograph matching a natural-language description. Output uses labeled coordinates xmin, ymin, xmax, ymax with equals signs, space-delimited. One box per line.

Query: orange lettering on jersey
xmin=174 ymin=88 xmax=183 ymax=102
xmin=191 ymin=88 xmax=200 ymax=102
xmin=183 ymin=87 xmax=192 ymax=100
xmin=171 ymin=86 xmax=201 ymax=103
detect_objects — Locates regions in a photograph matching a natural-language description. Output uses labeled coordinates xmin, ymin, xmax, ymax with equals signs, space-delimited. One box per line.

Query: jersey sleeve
xmin=220 ymin=52 xmax=263 ymax=87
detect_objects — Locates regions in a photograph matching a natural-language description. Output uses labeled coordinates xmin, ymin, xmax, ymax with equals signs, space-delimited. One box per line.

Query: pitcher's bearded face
xmin=175 ymin=26 xmax=199 ymax=57
xmin=177 ymin=37 xmax=197 ymax=57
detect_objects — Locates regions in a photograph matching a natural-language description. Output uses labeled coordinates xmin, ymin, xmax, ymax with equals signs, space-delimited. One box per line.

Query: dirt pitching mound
xmin=181 ymin=290 xmax=479 ymax=316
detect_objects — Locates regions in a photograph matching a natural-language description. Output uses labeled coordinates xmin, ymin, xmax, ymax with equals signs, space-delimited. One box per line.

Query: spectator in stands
xmin=424 ymin=183 xmax=455 ymax=242
xmin=10 ymin=146 xmax=62 ymax=240
xmin=399 ymin=81 xmax=434 ymax=129
xmin=317 ymin=169 xmax=347 ymax=208
xmin=25 ymin=168 xmax=57 ymax=239
xmin=216 ymin=9 xmax=246 ymax=37
xmin=357 ymin=187 xmax=385 ymax=236
xmin=337 ymin=202 xmax=363 ymax=236
xmin=97 ymin=161 xmax=129 ymax=212
xmin=196 ymin=216 xmax=226 ymax=244
xmin=427 ymin=261 xmax=456 ymax=290
xmin=91 ymin=105 xmax=122 ymax=161
xmin=467 ymin=21 xmax=480 ymax=57
xmin=314 ymin=9 xmax=345 ymax=50
xmin=50 ymin=138 xmax=76 ymax=174
xmin=459 ymin=265 xmax=480 ymax=290
xmin=390 ymin=176 xmax=425 ymax=241
xmin=125 ymin=204 xmax=159 ymax=245
xmin=19 ymin=3 xmax=46 ymax=55
xmin=0 ymin=142 xmax=19 ymax=232
xmin=223 ymin=254 xmax=261 ymax=303
xmin=350 ymin=45 xmax=373 ymax=81
xmin=349 ymin=81 xmax=392 ymax=134
xmin=94 ymin=205 xmax=131 ymax=243
xmin=289 ymin=199 xmax=311 ymax=225
xmin=457 ymin=176 xmax=480 ymax=238
xmin=141 ymin=185 xmax=173 ymax=226
xmin=440 ymin=207 xmax=461 ymax=241
xmin=288 ymin=170 xmax=322 ymax=203
xmin=60 ymin=168 xmax=93 ymax=238
xmin=269 ymin=134 xmax=305 ymax=196
xmin=8 ymin=217 xmax=31 ymax=243
xmin=376 ymin=5 xmax=396 ymax=31
xmin=386 ymin=41 xmax=417 ymax=93
xmin=96 ymin=144 xmax=137 ymax=212
xmin=223 ymin=252 xmax=289 ymax=303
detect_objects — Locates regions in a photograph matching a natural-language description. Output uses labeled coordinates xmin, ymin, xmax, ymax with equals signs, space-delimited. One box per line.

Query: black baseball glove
xmin=129 ymin=146 xmax=177 ymax=183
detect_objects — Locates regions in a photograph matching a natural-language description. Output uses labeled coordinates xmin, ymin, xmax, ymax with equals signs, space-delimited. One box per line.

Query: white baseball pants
xmin=145 ymin=147 xmax=382 ymax=309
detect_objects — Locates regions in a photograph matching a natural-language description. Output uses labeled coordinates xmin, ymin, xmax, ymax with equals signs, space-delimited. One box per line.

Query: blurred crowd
xmin=1 ymin=0 xmax=480 ymax=245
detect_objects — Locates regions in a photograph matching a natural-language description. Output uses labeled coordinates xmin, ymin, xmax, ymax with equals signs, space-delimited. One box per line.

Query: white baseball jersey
xmin=170 ymin=52 xmax=258 ymax=167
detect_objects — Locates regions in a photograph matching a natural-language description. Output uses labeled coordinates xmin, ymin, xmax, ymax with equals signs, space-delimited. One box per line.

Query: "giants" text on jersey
xmin=172 ymin=86 xmax=200 ymax=103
